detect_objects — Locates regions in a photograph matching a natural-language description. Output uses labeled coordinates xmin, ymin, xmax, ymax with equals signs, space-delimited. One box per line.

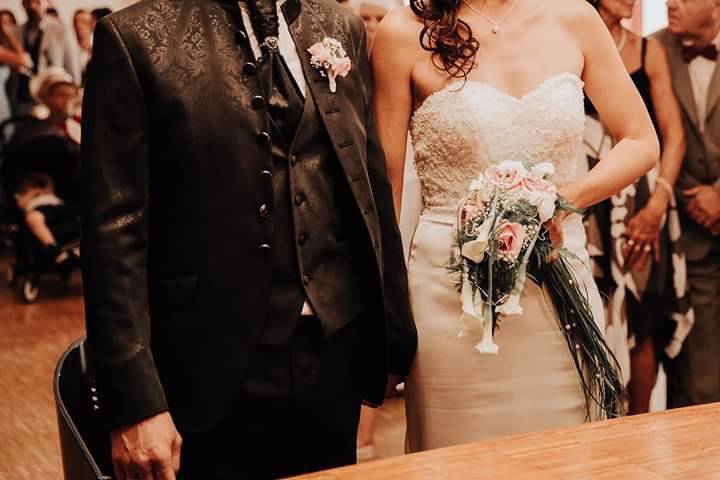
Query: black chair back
xmin=54 ymin=338 xmax=113 ymax=480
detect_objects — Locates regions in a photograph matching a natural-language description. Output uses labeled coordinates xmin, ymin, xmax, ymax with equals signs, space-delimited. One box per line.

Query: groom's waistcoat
xmin=263 ymin=54 xmax=364 ymax=345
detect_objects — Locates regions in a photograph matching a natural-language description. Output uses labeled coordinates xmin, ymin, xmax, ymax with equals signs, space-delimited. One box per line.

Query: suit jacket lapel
xmin=705 ymin=62 xmax=720 ymax=121
xmin=668 ymin=37 xmax=701 ymax=131
xmin=285 ymin=0 xmax=382 ymax=263
xmin=286 ymin=0 xmax=369 ymax=187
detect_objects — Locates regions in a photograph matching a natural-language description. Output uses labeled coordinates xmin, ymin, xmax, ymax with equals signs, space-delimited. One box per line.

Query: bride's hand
xmin=545 ymin=211 xmax=571 ymax=262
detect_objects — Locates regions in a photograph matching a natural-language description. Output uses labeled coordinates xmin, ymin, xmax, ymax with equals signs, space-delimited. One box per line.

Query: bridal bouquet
xmin=449 ymin=160 xmax=625 ymax=419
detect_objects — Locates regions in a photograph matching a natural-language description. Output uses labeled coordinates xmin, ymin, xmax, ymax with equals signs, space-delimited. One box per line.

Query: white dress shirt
xmin=238 ymin=1 xmax=315 ymax=315
xmin=687 ymin=32 xmax=720 ymax=132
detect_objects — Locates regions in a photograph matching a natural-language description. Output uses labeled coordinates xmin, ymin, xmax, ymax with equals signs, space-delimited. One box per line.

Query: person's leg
xmin=356 ymin=405 xmax=377 ymax=461
xmin=289 ymin=316 xmax=364 ymax=475
xmin=25 ymin=210 xmax=55 ymax=246
xmin=179 ymin=316 xmax=365 ymax=479
xmin=628 ymin=337 xmax=658 ymax=414
xmin=178 ymin=344 xmax=294 ymax=480
xmin=667 ymin=252 xmax=720 ymax=407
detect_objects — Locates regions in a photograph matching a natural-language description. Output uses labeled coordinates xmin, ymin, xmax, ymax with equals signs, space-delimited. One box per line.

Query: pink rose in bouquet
xmin=496 ymin=221 xmax=526 ymax=256
xmin=522 ymin=174 xmax=557 ymax=195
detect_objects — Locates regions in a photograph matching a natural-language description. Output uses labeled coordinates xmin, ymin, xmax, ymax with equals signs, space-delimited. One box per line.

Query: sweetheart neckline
xmin=412 ymin=72 xmax=584 ymax=121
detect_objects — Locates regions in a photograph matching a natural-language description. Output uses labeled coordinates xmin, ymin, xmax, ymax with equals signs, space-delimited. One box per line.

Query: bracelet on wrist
xmin=655 ymin=177 xmax=674 ymax=199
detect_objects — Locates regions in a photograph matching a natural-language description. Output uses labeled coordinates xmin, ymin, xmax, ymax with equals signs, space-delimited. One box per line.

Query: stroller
xmin=0 ymin=116 xmax=81 ymax=303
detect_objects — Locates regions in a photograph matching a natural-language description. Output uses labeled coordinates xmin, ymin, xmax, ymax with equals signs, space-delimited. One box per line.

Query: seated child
xmin=14 ymin=173 xmax=79 ymax=264
xmin=29 ymin=67 xmax=82 ymax=144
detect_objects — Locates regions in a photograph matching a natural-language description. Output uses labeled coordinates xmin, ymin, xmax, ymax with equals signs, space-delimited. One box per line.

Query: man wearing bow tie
xmin=80 ymin=0 xmax=417 ymax=478
xmin=655 ymin=0 xmax=720 ymax=409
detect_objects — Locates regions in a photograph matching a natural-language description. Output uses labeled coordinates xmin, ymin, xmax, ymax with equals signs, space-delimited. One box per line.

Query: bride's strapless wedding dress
xmin=405 ymin=72 xmax=605 ymax=452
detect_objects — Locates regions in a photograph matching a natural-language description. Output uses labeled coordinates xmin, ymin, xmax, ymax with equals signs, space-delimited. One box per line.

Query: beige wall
xmin=1 ymin=0 xmax=669 ymax=32
xmin=0 ymin=0 xmax=138 ymax=26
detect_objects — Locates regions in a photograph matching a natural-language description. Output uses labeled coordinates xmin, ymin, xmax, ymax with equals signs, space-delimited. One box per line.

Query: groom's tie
xmin=245 ymin=0 xmax=304 ymax=146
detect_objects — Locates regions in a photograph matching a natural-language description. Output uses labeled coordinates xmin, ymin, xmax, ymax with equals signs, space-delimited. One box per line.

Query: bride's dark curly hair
xmin=410 ymin=0 xmax=480 ymax=79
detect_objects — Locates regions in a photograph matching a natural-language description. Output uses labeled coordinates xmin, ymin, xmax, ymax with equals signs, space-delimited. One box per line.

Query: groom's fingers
xmin=153 ymin=464 xmax=176 ymax=480
xmin=171 ymin=433 xmax=182 ymax=474
xmin=113 ymin=463 xmax=128 ymax=480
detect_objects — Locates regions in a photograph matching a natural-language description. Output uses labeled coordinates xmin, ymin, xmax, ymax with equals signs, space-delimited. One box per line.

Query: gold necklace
xmin=615 ymin=27 xmax=627 ymax=53
xmin=461 ymin=0 xmax=519 ymax=34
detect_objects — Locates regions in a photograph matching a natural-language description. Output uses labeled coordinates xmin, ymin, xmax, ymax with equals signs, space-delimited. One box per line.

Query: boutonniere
xmin=307 ymin=37 xmax=352 ymax=93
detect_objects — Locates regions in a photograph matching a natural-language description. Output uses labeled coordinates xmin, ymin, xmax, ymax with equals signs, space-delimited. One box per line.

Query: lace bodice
xmin=410 ymin=72 xmax=585 ymax=215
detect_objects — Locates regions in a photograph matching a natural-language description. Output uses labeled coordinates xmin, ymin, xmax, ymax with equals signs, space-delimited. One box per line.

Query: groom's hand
xmin=111 ymin=411 xmax=182 ymax=480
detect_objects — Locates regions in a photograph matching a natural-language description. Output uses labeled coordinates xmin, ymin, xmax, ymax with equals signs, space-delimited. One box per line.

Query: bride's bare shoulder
xmin=549 ymin=0 xmax=606 ymax=34
xmin=374 ymin=6 xmax=423 ymax=51
xmin=372 ymin=5 xmax=426 ymax=72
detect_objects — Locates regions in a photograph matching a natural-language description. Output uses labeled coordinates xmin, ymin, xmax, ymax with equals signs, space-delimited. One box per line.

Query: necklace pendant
xmin=491 ymin=24 xmax=499 ymax=34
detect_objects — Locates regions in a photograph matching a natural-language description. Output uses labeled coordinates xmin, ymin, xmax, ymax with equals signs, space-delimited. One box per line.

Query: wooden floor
xmin=0 ymin=255 xmax=406 ymax=479
xmin=295 ymin=403 xmax=720 ymax=479
xmin=3 ymin=251 xmax=719 ymax=479
xmin=0 ymin=255 xmax=85 ymax=479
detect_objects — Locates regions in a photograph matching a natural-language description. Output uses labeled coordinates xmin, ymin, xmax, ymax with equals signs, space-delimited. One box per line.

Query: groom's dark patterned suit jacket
xmin=81 ymin=0 xmax=417 ymax=432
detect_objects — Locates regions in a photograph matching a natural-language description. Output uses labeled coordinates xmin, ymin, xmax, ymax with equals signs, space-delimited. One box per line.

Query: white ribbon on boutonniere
xmin=307 ymin=37 xmax=352 ymax=93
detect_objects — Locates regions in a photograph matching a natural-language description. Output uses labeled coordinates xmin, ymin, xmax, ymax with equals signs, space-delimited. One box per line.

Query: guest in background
xmin=355 ymin=0 xmax=397 ymax=49
xmin=90 ymin=7 xmax=113 ymax=31
xmin=582 ymin=0 xmax=692 ymax=415
xmin=47 ymin=0 xmax=59 ymax=20
xmin=13 ymin=0 xmax=80 ymax=115
xmin=0 ymin=10 xmax=18 ymax=31
xmin=28 ymin=67 xmax=81 ymax=144
xmin=1 ymin=10 xmax=27 ymax=127
xmin=13 ymin=172 xmax=79 ymax=266
xmin=73 ymin=9 xmax=93 ymax=84
xmin=654 ymin=0 xmax=720 ymax=408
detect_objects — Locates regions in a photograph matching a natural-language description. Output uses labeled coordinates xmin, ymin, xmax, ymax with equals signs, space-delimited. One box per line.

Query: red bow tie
xmin=682 ymin=43 xmax=719 ymax=63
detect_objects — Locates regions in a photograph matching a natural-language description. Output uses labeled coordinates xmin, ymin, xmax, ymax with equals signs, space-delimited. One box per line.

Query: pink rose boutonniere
xmin=307 ymin=37 xmax=352 ymax=93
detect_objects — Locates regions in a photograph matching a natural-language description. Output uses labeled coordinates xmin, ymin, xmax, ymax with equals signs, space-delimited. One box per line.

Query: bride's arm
xmin=371 ymin=9 xmax=418 ymax=221
xmin=562 ymin=2 xmax=660 ymax=209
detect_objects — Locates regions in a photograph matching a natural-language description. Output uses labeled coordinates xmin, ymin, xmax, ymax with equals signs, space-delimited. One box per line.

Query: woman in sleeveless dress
xmin=372 ymin=0 xmax=659 ymax=451
xmin=582 ymin=0 xmax=693 ymax=415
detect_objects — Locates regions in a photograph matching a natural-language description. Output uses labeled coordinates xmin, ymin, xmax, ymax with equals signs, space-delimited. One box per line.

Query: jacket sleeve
xmin=81 ymin=17 xmax=168 ymax=430
xmin=354 ymin=20 xmax=418 ymax=376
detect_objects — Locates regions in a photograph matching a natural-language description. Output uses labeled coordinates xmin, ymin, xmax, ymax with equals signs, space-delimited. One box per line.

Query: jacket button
xmin=243 ymin=62 xmax=257 ymax=76
xmin=256 ymin=131 xmax=270 ymax=145
xmin=251 ymin=96 xmax=265 ymax=110
xmin=235 ymin=30 xmax=248 ymax=44
xmin=294 ymin=193 xmax=305 ymax=206
xmin=302 ymin=274 xmax=310 ymax=286
xmin=258 ymin=243 xmax=272 ymax=252
xmin=258 ymin=170 xmax=272 ymax=182
xmin=290 ymin=155 xmax=298 ymax=166
xmin=298 ymin=233 xmax=307 ymax=246
xmin=259 ymin=204 xmax=271 ymax=218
